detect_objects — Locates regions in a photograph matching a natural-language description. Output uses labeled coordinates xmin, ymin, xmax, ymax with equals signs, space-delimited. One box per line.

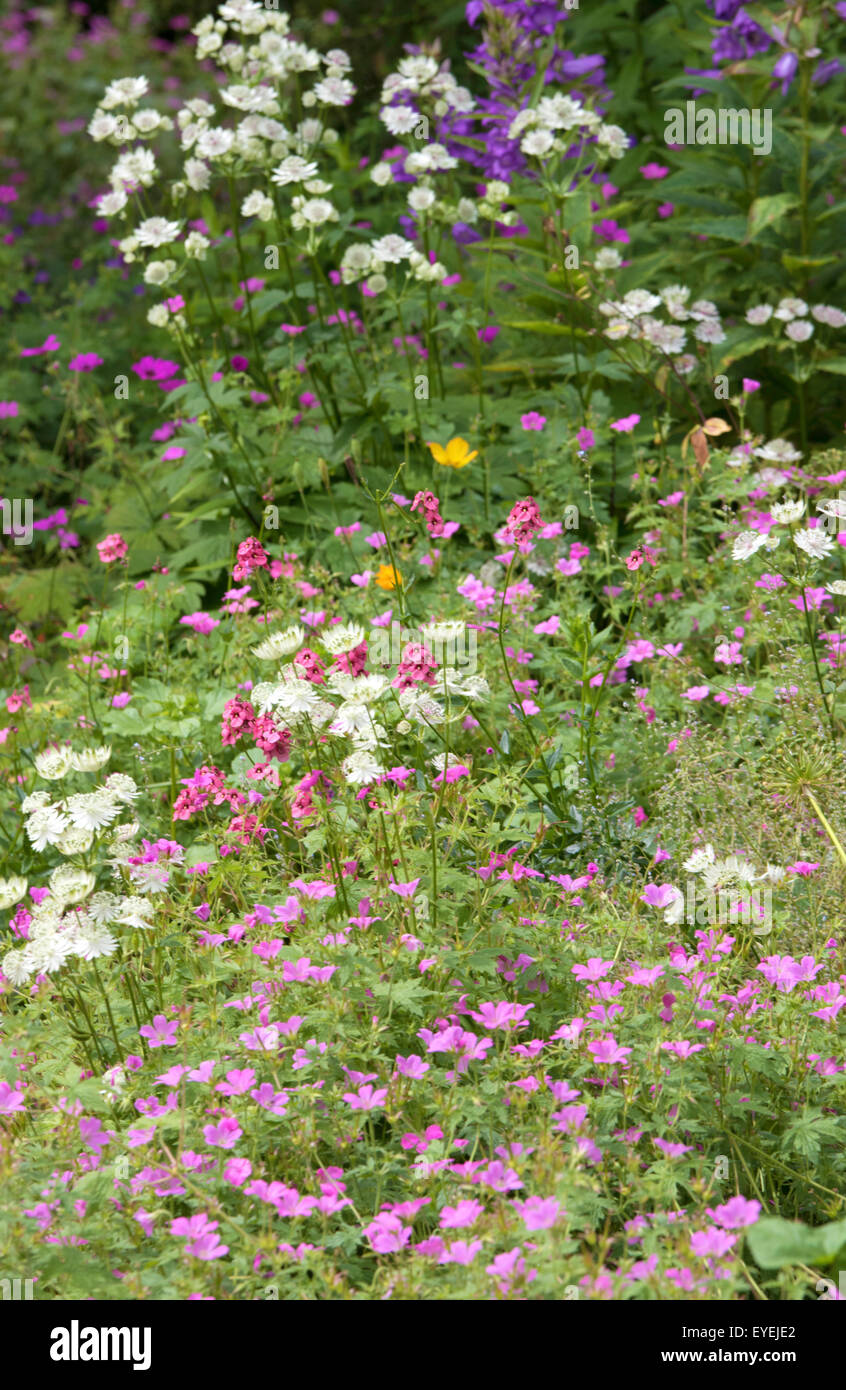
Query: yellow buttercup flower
xmin=427 ymin=437 xmax=478 ymax=469
xmin=374 ymin=563 xmax=402 ymax=591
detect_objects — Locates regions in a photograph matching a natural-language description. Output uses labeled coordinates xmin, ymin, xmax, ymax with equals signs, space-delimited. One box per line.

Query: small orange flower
xmin=427 ymin=437 xmax=478 ymax=469
xmin=374 ymin=563 xmax=402 ymax=591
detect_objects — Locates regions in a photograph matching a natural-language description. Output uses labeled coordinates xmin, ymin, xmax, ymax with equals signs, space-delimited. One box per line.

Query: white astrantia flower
xmin=89 ymin=112 xmax=122 ymax=142
xmin=595 ymin=247 xmax=622 ymax=271
xmin=313 ymin=76 xmax=355 ymax=106
xmin=408 ymin=186 xmax=436 ymax=213
xmin=785 ymin=320 xmax=813 ymax=342
xmin=794 ymin=529 xmax=835 ymax=560
xmin=692 ymin=318 xmax=726 ymax=345
xmin=380 ymin=104 xmax=419 ymax=136
xmin=442 ymin=670 xmax=491 ymax=702
xmin=100 ymin=76 xmax=149 ymax=110
xmin=21 ymin=791 xmax=51 ymax=815
xmin=135 ymin=217 xmax=182 ymax=248
xmin=774 ymin=297 xmax=808 ymax=321
xmin=328 ymin=672 xmax=390 ymax=703
xmin=812 ymin=304 xmax=846 ymax=328
xmin=745 ymin=304 xmax=773 ymax=326
xmin=826 ymin=579 xmax=846 ymax=595
xmin=97 ymin=190 xmax=128 ymax=216
xmin=76 ymin=926 xmax=120 ymax=961
xmin=521 ymin=128 xmax=555 ymax=157
xmin=757 ymin=864 xmax=785 ymax=884
xmin=3 ymin=949 xmax=34 ymax=986
xmin=397 ymin=686 xmax=444 ymax=724
xmin=683 ymin=845 xmax=716 ymax=874
xmin=321 ymin=622 xmax=366 ymax=655
xmin=111 ymin=820 xmax=140 ymax=844
xmin=70 ymin=746 xmax=112 ymax=773
xmin=340 ymin=243 xmax=373 ymax=282
xmin=184 ymin=158 xmax=211 ymax=192
xmin=770 ymin=498 xmax=805 ymax=525
xmin=329 ymin=702 xmax=383 ymax=741
xmin=422 ymin=620 xmax=467 ymax=646
xmin=49 ymin=866 xmax=97 ymax=905
xmin=143 ymin=260 xmax=177 ymax=286
xmin=732 ymin=531 xmax=768 ymax=561
xmin=408 ymin=252 xmax=446 ymax=283
xmin=341 ymin=747 xmax=386 ymax=784
xmin=66 ymin=792 xmax=121 ymax=833
xmin=110 ymin=148 xmax=157 ymax=189
xmin=252 ymin=625 xmax=305 ymax=659
xmin=87 ymin=892 xmax=122 ymax=925
xmin=370 ymin=161 xmax=393 ymax=187
xmin=26 ymin=806 xmax=70 ymax=852
xmin=28 ymin=931 xmax=78 ymax=976
xmin=371 ymin=234 xmax=415 ymax=265
xmin=103 ymin=774 xmax=139 ymax=804
xmin=596 ymin=123 xmax=628 ymax=158
xmin=184 ymin=231 xmax=210 ymax=259
xmin=754 ymin=438 xmax=802 ymax=463
xmin=272 ymin=155 xmax=319 ymax=185
xmin=241 ymin=191 xmax=274 ymax=220
xmin=133 ymin=108 xmax=168 ymax=135
xmin=0 ymin=877 xmax=27 ymax=911
xmin=291 ymin=196 xmax=337 ymax=229
xmin=115 ymin=896 xmax=155 ymax=930
xmin=34 ymin=747 xmax=74 ymax=781
xmin=255 ymin=672 xmax=323 ymax=722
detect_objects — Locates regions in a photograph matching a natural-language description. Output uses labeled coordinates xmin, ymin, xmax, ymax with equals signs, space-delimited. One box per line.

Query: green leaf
xmin=747 ymin=1216 xmax=846 ymax=1269
xmin=745 ymin=194 xmax=799 ymax=242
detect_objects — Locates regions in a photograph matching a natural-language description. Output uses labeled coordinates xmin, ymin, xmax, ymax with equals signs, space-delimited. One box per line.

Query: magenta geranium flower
xmin=139 ymin=1014 xmax=179 ymax=1048
xmin=0 ymin=400 xmax=19 ymax=418
xmin=202 ymin=1118 xmax=242 ymax=1149
xmin=640 ymin=883 xmax=681 ymax=909
xmin=69 ymin=353 xmax=104 ymax=372
xmin=520 ymin=411 xmax=546 ymax=431
xmin=610 ymin=413 xmax=641 ymax=433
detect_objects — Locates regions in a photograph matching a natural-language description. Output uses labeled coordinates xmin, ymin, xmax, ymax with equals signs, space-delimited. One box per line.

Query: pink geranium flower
xmin=69 ymin=353 xmax=104 ymax=372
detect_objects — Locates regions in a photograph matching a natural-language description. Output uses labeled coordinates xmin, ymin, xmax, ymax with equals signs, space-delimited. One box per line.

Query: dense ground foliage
xmin=1 ymin=0 xmax=845 ymax=1302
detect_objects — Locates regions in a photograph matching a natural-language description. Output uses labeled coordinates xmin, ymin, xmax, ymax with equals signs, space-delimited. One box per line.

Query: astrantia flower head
xmin=70 ymin=746 xmax=112 ymax=773
xmin=732 ymin=531 xmax=768 ymax=561
xmin=66 ymin=791 xmax=121 ymax=833
xmin=103 ymin=773 xmax=139 ymax=804
xmin=794 ymin=529 xmax=834 ymax=560
xmin=770 ymin=498 xmax=805 ymax=525
xmin=34 ymin=747 xmax=74 ymax=781
xmin=0 ymin=877 xmax=27 ymax=911
xmin=251 ymin=626 xmax=305 ymax=660
xmin=134 ymin=217 xmax=182 ymax=249
xmin=49 ymin=866 xmax=97 ymax=905
xmin=321 ymin=623 xmax=367 ymax=656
